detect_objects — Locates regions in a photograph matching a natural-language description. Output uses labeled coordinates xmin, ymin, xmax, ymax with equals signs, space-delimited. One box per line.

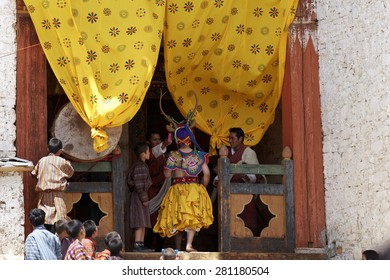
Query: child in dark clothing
xmin=160 ymin=247 xmax=181 ymax=260
xmin=108 ymin=237 xmax=124 ymax=260
xmin=95 ymin=231 xmax=122 ymax=260
xmin=127 ymin=142 xmax=153 ymax=252
xmin=55 ymin=219 xmax=72 ymax=260
xmin=362 ymin=249 xmax=379 ymax=260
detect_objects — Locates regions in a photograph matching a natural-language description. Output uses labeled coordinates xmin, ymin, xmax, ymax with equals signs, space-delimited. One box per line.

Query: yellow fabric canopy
xmin=24 ymin=0 xmax=297 ymax=155
xmin=164 ymin=0 xmax=298 ymax=154
xmin=24 ymin=0 xmax=165 ymax=152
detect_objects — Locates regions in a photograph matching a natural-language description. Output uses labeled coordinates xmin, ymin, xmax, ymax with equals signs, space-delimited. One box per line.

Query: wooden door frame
xmin=16 ymin=4 xmax=47 ymax=237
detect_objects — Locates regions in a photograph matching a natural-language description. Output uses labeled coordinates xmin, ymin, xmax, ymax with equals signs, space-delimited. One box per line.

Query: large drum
xmin=52 ymin=102 xmax=122 ymax=162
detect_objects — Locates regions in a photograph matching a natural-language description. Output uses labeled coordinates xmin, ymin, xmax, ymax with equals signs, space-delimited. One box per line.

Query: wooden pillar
xmin=16 ymin=3 xmax=48 ymax=237
xmin=217 ymin=146 xmax=231 ymax=252
xmin=112 ymin=157 xmax=125 ymax=247
xmin=282 ymin=147 xmax=296 ymax=252
xmin=282 ymin=0 xmax=326 ymax=248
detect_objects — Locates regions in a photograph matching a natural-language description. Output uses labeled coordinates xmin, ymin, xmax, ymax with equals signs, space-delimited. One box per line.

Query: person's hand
xmin=143 ymin=201 xmax=149 ymax=207
xmin=167 ymin=132 xmax=173 ymax=145
xmin=162 ymin=139 xmax=169 ymax=147
xmin=162 ymin=132 xmax=173 ymax=148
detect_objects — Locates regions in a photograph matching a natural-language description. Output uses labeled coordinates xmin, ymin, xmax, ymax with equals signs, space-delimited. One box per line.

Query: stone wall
xmin=317 ymin=1 xmax=390 ymax=259
xmin=2 ymin=0 xmax=390 ymax=260
xmin=0 ymin=0 xmax=25 ymax=259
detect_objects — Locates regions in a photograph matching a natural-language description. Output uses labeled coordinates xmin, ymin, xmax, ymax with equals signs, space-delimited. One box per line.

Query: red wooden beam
xmin=282 ymin=0 xmax=325 ymax=248
xmin=16 ymin=10 xmax=48 ymax=237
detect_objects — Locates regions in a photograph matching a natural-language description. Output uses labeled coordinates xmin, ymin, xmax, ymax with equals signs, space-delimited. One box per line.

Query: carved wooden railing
xmin=217 ymin=146 xmax=295 ymax=253
xmin=64 ymin=158 xmax=125 ymax=246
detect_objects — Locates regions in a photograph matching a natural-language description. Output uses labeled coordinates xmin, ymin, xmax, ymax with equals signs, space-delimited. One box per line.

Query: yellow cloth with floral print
xmin=24 ymin=0 xmax=165 ymax=152
xmin=164 ymin=0 xmax=298 ymax=153
xmin=24 ymin=0 xmax=298 ymax=154
xmin=153 ymin=182 xmax=213 ymax=238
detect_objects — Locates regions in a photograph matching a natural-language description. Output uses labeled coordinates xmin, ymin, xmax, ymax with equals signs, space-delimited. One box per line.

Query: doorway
xmin=125 ymin=89 xmax=283 ymax=252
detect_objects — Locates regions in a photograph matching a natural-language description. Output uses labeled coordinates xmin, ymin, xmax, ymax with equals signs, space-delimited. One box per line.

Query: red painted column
xmin=282 ymin=0 xmax=326 ymax=248
xmin=16 ymin=6 xmax=48 ymax=237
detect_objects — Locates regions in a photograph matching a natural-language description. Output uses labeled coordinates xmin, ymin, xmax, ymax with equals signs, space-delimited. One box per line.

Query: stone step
xmin=123 ymin=251 xmax=328 ymax=260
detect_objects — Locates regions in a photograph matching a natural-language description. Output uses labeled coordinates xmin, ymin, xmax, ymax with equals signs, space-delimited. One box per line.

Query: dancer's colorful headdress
xmin=159 ymin=90 xmax=203 ymax=152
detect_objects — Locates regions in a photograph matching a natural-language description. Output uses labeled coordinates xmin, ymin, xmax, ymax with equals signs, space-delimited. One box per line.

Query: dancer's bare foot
xmin=186 ymin=246 xmax=198 ymax=253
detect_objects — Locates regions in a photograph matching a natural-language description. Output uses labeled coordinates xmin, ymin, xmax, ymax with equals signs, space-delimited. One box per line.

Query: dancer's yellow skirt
xmin=153 ymin=182 xmax=213 ymax=238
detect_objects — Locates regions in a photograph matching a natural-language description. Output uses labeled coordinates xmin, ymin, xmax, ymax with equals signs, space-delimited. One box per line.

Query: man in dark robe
xmin=144 ymin=130 xmax=171 ymax=251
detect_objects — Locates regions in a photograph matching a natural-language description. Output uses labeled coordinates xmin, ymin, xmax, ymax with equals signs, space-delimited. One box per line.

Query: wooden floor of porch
xmin=123 ymin=251 xmax=328 ymax=260
xmin=122 ymin=229 xmax=328 ymax=260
